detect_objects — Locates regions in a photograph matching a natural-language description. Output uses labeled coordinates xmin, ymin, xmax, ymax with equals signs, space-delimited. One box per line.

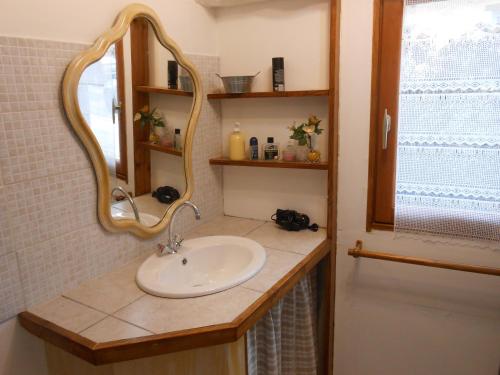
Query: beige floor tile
xmin=245 ymin=222 xmax=327 ymax=255
xmin=28 ymin=296 xmax=105 ymax=333
xmin=80 ymin=316 xmax=152 ymax=343
xmin=63 ymin=258 xmax=145 ymax=314
xmin=190 ymin=215 xmax=265 ymax=237
xmin=241 ymin=248 xmax=304 ymax=292
xmin=114 ymin=287 xmax=262 ymax=334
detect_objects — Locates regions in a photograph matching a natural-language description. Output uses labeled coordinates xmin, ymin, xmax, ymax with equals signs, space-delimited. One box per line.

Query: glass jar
xmin=295 ymin=145 xmax=309 ymax=161
xmin=282 ymin=140 xmax=296 ymax=161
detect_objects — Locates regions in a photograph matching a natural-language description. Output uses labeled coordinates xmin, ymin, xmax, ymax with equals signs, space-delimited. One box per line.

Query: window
xmin=367 ymin=0 xmax=404 ymax=230
xmin=367 ymin=0 xmax=500 ymax=241
xmin=78 ymin=41 xmax=128 ymax=182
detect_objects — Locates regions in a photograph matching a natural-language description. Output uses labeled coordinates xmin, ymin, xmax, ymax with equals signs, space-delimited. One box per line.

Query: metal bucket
xmin=216 ymin=72 xmax=260 ymax=94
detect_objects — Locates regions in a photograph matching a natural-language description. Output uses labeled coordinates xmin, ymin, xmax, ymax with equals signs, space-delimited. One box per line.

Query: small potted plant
xmin=134 ymin=106 xmax=166 ymax=144
xmin=288 ymin=115 xmax=323 ymax=162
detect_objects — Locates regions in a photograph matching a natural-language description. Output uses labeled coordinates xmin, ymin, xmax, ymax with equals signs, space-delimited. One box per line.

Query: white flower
xmin=303 ymin=125 xmax=315 ymax=134
xmin=134 ymin=113 xmax=141 ymax=122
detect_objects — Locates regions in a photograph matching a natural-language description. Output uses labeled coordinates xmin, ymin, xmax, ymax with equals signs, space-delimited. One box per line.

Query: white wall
xmin=335 ymin=1 xmax=500 ymax=374
xmin=216 ymin=0 xmax=330 ymax=226
xmin=0 ymin=0 xmax=217 ymax=54
xmin=216 ymin=0 xmax=329 ymax=91
xmin=220 ymin=97 xmax=329 ymax=226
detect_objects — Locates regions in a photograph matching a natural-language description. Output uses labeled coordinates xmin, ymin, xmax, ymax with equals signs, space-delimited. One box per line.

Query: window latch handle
xmin=112 ymin=98 xmax=121 ymax=124
xmin=382 ymin=108 xmax=392 ymax=150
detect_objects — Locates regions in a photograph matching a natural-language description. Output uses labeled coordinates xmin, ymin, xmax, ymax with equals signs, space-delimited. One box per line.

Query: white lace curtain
xmin=395 ymin=0 xmax=500 ymax=241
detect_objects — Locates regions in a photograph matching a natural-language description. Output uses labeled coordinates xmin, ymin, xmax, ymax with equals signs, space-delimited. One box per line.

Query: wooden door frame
xmin=131 ymin=18 xmax=152 ymax=196
xmin=114 ymin=39 xmax=129 ymax=183
xmin=320 ymin=0 xmax=340 ymax=374
xmin=366 ymin=0 xmax=404 ymax=231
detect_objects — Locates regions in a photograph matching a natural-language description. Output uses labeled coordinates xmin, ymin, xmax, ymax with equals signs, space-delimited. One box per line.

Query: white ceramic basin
xmin=112 ymin=211 xmax=160 ymax=227
xmin=136 ymin=236 xmax=266 ymax=298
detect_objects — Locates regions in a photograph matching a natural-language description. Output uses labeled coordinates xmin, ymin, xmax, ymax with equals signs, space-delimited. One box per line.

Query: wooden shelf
xmin=207 ymin=90 xmax=329 ymax=100
xmin=138 ymin=141 xmax=182 ymax=157
xmin=209 ymin=157 xmax=328 ymax=170
xmin=135 ymin=86 xmax=193 ymax=97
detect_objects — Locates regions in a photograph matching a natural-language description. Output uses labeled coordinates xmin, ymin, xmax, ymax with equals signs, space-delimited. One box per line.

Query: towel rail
xmin=348 ymin=240 xmax=500 ymax=277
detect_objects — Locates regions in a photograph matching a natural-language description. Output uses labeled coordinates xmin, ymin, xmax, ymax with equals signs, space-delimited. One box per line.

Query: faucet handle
xmin=174 ymin=234 xmax=184 ymax=247
xmin=157 ymin=243 xmax=166 ymax=254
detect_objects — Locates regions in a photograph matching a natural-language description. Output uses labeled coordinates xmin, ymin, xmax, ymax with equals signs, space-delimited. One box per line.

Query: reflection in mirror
xmin=78 ymin=18 xmax=193 ymax=228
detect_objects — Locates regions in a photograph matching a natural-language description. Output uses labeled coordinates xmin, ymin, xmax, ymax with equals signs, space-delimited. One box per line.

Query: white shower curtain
xmin=247 ymin=271 xmax=318 ymax=375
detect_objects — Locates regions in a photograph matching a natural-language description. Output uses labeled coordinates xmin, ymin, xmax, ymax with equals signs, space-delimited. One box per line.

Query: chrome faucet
xmin=158 ymin=200 xmax=201 ymax=256
xmin=111 ymin=186 xmax=140 ymax=223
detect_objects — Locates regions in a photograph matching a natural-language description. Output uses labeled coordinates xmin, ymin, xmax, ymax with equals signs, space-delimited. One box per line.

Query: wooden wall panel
xmin=46 ymin=337 xmax=246 ymax=375
xmin=131 ymin=18 xmax=151 ymax=196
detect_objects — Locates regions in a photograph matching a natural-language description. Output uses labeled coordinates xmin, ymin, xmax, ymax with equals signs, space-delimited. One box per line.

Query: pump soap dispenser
xmin=229 ymin=122 xmax=245 ymax=160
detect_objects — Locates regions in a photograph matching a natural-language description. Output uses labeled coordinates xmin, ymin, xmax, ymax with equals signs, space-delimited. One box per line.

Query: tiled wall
xmin=0 ymin=36 xmax=223 ymax=322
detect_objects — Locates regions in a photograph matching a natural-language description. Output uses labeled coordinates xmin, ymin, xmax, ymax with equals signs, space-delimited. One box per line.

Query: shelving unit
xmin=130 ymin=21 xmax=192 ymax=197
xmin=207 ymin=89 xmax=329 ymax=100
xmin=135 ymin=85 xmax=193 ymax=97
xmin=138 ymin=141 xmax=182 ymax=157
xmin=209 ymin=89 xmax=330 ymax=171
xmin=209 ymin=157 xmax=328 ymax=170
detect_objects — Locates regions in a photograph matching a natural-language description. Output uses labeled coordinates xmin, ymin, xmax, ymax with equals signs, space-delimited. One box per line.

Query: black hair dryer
xmin=271 ymin=209 xmax=319 ymax=232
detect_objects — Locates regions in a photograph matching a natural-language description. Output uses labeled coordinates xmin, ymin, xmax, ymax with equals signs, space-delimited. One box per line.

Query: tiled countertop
xmin=19 ymin=215 xmax=329 ymax=364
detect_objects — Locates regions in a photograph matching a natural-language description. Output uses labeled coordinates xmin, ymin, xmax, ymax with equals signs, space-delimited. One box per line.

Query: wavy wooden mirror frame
xmin=62 ymin=3 xmax=203 ymax=238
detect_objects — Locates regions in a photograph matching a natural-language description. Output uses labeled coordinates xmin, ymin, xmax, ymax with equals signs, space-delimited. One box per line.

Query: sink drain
xmin=182 ymin=258 xmax=188 ymax=265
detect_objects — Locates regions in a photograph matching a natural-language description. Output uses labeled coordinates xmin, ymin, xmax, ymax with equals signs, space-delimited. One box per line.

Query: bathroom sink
xmin=112 ymin=211 xmax=160 ymax=227
xmin=136 ymin=236 xmax=266 ymax=298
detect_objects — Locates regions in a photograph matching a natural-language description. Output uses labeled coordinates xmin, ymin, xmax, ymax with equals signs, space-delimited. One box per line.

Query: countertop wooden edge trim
xmin=135 ymin=85 xmax=194 ymax=97
xmin=17 ymin=312 xmax=99 ymax=364
xmin=93 ymin=323 xmax=237 ymax=365
xmin=209 ymin=158 xmax=329 ymax=170
xmin=207 ymin=90 xmax=330 ymax=99
xmin=17 ymin=239 xmax=331 ymax=365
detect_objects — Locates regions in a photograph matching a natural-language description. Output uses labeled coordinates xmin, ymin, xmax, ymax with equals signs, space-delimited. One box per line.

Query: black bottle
xmin=168 ymin=60 xmax=178 ymax=89
xmin=174 ymin=128 xmax=182 ymax=151
xmin=272 ymin=57 xmax=285 ymax=92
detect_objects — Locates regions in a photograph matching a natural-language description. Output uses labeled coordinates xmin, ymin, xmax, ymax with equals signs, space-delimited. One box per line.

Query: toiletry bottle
xmin=168 ymin=60 xmax=178 ymax=89
xmin=272 ymin=57 xmax=285 ymax=92
xmin=229 ymin=122 xmax=245 ymax=160
xmin=282 ymin=140 xmax=296 ymax=161
xmin=263 ymin=137 xmax=280 ymax=160
xmin=249 ymin=137 xmax=259 ymax=160
xmin=160 ymin=127 xmax=174 ymax=148
xmin=174 ymin=128 xmax=182 ymax=151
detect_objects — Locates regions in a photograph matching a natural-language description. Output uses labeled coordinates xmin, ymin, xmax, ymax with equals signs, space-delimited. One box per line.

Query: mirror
xmin=63 ymin=4 xmax=202 ymax=238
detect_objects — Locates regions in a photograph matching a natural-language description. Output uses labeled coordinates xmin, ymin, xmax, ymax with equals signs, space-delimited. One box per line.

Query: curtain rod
xmin=348 ymin=241 xmax=500 ymax=277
